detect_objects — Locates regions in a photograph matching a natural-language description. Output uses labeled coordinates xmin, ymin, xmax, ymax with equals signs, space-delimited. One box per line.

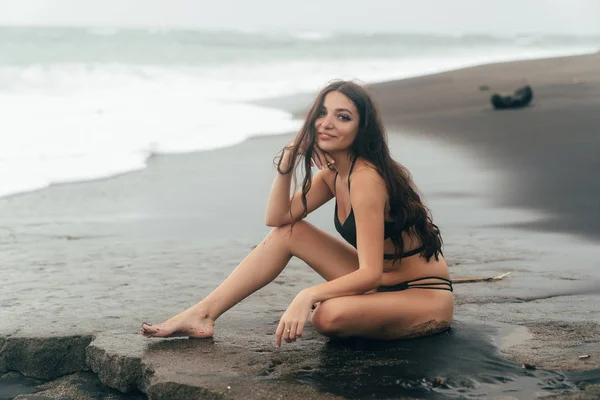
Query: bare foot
xmin=140 ymin=311 xmax=214 ymax=339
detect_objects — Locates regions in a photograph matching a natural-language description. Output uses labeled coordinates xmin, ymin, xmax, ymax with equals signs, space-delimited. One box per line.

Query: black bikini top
xmin=333 ymin=157 xmax=424 ymax=259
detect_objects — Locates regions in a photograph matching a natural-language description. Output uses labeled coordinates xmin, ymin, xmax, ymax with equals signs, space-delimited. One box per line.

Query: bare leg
xmin=141 ymin=221 xmax=359 ymax=338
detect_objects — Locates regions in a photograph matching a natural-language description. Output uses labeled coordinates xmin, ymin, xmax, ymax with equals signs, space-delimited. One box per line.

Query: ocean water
xmin=0 ymin=27 xmax=598 ymax=198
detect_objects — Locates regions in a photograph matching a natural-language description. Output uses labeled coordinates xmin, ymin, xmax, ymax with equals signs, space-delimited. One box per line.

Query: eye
xmin=317 ymin=109 xmax=326 ymax=117
xmin=338 ymin=114 xmax=351 ymax=121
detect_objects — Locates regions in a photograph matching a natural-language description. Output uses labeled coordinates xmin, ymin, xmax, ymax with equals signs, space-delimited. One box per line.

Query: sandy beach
xmin=2 ymin=53 xmax=600 ymax=399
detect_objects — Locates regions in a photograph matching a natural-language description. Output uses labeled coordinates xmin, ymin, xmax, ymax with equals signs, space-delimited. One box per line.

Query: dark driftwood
xmin=452 ymin=271 xmax=512 ymax=284
xmin=491 ymin=85 xmax=533 ymax=109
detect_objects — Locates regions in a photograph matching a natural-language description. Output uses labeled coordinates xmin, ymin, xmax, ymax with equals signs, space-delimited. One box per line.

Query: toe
xmin=142 ymin=323 xmax=166 ymax=338
xmin=140 ymin=327 xmax=153 ymax=337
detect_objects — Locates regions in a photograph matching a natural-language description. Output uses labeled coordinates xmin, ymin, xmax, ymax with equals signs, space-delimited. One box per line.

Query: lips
xmin=318 ymin=132 xmax=336 ymax=138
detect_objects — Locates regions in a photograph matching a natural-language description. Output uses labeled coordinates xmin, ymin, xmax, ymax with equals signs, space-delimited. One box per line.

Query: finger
xmin=319 ymin=153 xmax=326 ymax=169
xmin=288 ymin=322 xmax=298 ymax=342
xmin=324 ymin=153 xmax=335 ymax=168
xmin=311 ymin=155 xmax=322 ymax=169
xmin=312 ymin=150 xmax=323 ymax=169
xmin=316 ymin=147 xmax=333 ymax=167
xmin=275 ymin=321 xmax=284 ymax=348
xmin=296 ymin=321 xmax=304 ymax=338
xmin=283 ymin=323 xmax=292 ymax=343
xmin=318 ymin=149 xmax=334 ymax=169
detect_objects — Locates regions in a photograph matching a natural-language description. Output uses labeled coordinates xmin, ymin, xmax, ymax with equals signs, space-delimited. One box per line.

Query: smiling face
xmin=314 ymin=91 xmax=360 ymax=154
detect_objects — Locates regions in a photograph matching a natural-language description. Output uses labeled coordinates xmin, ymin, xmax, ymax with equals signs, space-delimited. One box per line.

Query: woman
xmin=141 ymin=80 xmax=454 ymax=348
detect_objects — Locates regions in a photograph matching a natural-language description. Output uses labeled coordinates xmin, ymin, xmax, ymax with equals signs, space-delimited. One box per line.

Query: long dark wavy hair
xmin=275 ymin=80 xmax=443 ymax=262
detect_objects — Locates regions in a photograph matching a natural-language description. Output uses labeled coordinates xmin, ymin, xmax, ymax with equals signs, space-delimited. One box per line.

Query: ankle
xmin=188 ymin=306 xmax=216 ymax=322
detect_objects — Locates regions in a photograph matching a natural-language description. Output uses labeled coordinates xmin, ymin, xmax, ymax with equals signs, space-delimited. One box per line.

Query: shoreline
xmin=2 ymin=49 xmax=598 ymax=202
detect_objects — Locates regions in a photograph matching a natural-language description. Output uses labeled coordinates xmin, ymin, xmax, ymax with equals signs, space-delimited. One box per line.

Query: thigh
xmin=272 ymin=220 xmax=359 ymax=281
xmin=311 ymin=289 xmax=454 ymax=340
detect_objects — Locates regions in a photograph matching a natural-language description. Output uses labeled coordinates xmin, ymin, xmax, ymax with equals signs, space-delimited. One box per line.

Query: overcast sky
xmin=1 ymin=0 xmax=599 ymax=35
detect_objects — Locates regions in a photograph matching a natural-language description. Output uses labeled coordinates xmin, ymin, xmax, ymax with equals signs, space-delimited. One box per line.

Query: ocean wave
xmin=1 ymin=27 xmax=598 ymax=65
xmin=0 ymin=27 xmax=598 ymax=198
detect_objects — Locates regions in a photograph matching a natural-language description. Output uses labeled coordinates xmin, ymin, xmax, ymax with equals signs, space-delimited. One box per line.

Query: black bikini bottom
xmin=377 ymin=276 xmax=453 ymax=292
xmin=310 ymin=276 xmax=453 ymax=310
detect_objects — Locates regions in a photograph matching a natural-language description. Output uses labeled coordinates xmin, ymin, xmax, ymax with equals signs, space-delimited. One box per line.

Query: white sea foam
xmin=0 ymin=28 xmax=597 ymax=198
xmin=290 ymin=31 xmax=333 ymax=41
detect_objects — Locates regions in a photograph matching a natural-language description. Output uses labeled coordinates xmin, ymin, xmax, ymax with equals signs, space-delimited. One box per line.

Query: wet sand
xmin=2 ymin=53 xmax=600 ymax=399
xmin=369 ymin=52 xmax=600 ymax=242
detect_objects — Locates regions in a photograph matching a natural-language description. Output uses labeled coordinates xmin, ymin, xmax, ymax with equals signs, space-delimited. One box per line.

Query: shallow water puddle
xmin=292 ymin=323 xmax=598 ymax=399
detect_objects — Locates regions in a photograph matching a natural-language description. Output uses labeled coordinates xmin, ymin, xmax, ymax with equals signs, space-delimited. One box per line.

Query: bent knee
xmin=269 ymin=220 xmax=311 ymax=242
xmin=310 ymin=301 xmax=342 ymax=336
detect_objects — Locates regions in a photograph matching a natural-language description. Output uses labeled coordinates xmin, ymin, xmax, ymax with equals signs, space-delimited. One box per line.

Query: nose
xmin=320 ymin=114 xmax=333 ymax=129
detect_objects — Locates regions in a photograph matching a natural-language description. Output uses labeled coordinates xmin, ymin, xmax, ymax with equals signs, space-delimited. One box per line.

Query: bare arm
xmin=273 ymin=165 xmax=386 ymax=347
xmin=305 ymin=166 xmax=386 ymax=301
xmin=265 ymin=148 xmax=334 ymax=227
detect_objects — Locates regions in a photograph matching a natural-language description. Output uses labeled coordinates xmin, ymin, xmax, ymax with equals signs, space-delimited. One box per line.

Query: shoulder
xmin=350 ymin=159 xmax=385 ymax=190
xmin=349 ymin=159 xmax=387 ymax=203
